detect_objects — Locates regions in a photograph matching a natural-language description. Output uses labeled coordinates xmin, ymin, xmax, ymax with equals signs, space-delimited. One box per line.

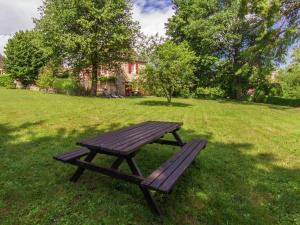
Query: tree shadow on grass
xmin=135 ymin=128 xmax=299 ymax=224
xmin=215 ymin=98 xmax=293 ymax=111
xmin=136 ymin=100 xmax=192 ymax=107
xmin=0 ymin=122 xmax=299 ymax=225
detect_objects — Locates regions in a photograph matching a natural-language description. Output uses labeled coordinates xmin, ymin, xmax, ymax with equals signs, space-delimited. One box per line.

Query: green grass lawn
xmin=0 ymin=88 xmax=299 ymax=225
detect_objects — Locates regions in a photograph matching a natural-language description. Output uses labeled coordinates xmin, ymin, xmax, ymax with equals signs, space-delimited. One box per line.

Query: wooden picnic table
xmin=54 ymin=121 xmax=207 ymax=216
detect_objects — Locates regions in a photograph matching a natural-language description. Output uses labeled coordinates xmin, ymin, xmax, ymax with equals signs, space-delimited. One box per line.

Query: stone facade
xmin=79 ymin=61 xmax=145 ymax=96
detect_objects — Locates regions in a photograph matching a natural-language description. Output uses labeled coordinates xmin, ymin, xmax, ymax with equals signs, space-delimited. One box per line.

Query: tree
xmin=36 ymin=0 xmax=137 ymax=95
xmin=134 ymin=33 xmax=165 ymax=62
xmin=141 ymin=41 xmax=198 ymax=103
xmin=278 ymin=46 xmax=300 ymax=98
xmin=4 ymin=31 xmax=46 ymax=85
xmin=167 ymin=0 xmax=300 ymax=99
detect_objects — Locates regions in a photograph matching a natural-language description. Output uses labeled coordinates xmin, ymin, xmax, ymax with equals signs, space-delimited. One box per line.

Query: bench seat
xmin=53 ymin=147 xmax=90 ymax=162
xmin=141 ymin=139 xmax=207 ymax=193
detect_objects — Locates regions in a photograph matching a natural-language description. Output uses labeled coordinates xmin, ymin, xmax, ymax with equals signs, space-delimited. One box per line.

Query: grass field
xmin=0 ymin=87 xmax=299 ymax=225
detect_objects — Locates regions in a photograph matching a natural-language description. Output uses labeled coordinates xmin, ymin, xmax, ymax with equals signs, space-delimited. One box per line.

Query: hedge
xmin=0 ymin=74 xmax=14 ymax=88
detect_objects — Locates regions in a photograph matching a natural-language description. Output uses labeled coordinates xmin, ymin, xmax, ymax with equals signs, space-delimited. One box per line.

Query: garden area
xmin=0 ymin=0 xmax=300 ymax=224
xmin=0 ymin=87 xmax=299 ymax=224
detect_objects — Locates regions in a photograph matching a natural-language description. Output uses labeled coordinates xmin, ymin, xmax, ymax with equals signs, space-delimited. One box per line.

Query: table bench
xmin=53 ymin=121 xmax=207 ymax=216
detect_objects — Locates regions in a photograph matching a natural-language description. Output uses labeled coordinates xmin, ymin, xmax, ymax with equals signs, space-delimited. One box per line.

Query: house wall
xmin=79 ymin=61 xmax=145 ymax=96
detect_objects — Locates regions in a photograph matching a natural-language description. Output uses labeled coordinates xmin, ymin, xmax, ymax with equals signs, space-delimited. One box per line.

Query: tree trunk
xmin=90 ymin=60 xmax=98 ymax=96
xmin=235 ymin=76 xmax=243 ymax=99
xmin=166 ymin=95 xmax=172 ymax=104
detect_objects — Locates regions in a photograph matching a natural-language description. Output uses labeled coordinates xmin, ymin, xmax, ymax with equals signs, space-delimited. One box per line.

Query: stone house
xmin=79 ymin=60 xmax=146 ymax=96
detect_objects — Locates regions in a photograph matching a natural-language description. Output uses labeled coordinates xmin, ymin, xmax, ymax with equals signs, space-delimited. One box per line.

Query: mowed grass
xmin=0 ymin=88 xmax=299 ymax=225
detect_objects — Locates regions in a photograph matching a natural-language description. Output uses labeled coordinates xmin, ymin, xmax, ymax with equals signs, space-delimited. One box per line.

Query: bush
xmin=266 ymin=96 xmax=300 ymax=107
xmin=53 ymin=78 xmax=85 ymax=95
xmin=268 ymin=83 xmax=283 ymax=97
xmin=253 ymin=89 xmax=266 ymax=103
xmin=194 ymin=86 xmax=225 ymax=98
xmin=36 ymin=66 xmax=55 ymax=89
xmin=98 ymin=76 xmax=117 ymax=82
xmin=0 ymin=74 xmax=14 ymax=88
xmin=278 ymin=65 xmax=300 ymax=98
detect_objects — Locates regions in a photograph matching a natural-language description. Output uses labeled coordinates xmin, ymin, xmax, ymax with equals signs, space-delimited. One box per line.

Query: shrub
xmin=268 ymin=83 xmax=283 ymax=97
xmin=278 ymin=65 xmax=300 ymax=98
xmin=53 ymin=78 xmax=85 ymax=95
xmin=266 ymin=96 xmax=300 ymax=107
xmin=194 ymin=86 xmax=225 ymax=98
xmin=36 ymin=66 xmax=55 ymax=89
xmin=98 ymin=76 xmax=117 ymax=82
xmin=253 ymin=89 xmax=266 ymax=103
xmin=0 ymin=74 xmax=14 ymax=88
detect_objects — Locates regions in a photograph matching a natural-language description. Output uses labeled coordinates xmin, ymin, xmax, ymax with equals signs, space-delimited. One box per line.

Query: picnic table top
xmin=77 ymin=121 xmax=182 ymax=156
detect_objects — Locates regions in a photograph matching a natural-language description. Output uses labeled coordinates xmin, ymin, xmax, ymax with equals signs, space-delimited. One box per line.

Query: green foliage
xmin=36 ymin=0 xmax=137 ymax=95
xmin=277 ymin=46 xmax=300 ymax=98
xmin=0 ymin=74 xmax=14 ymax=88
xmin=266 ymin=96 xmax=300 ymax=107
xmin=253 ymin=89 xmax=267 ymax=103
xmin=98 ymin=76 xmax=117 ymax=82
xmin=4 ymin=30 xmax=46 ymax=85
xmin=194 ymin=86 xmax=225 ymax=98
xmin=135 ymin=33 xmax=165 ymax=62
xmin=36 ymin=66 xmax=55 ymax=89
xmin=53 ymin=78 xmax=84 ymax=95
xmin=167 ymin=0 xmax=300 ymax=98
xmin=141 ymin=41 xmax=198 ymax=103
xmin=279 ymin=71 xmax=300 ymax=98
xmin=268 ymin=83 xmax=283 ymax=97
xmin=128 ymin=78 xmax=140 ymax=90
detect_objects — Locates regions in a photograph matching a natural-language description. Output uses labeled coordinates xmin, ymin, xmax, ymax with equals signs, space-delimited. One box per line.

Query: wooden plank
xmin=53 ymin=147 xmax=90 ymax=162
xmin=77 ymin=121 xmax=182 ymax=155
xmin=111 ymin=123 xmax=176 ymax=150
xmin=96 ymin=122 xmax=165 ymax=147
xmin=77 ymin=121 xmax=150 ymax=146
xmin=158 ymin=141 xmax=207 ymax=192
xmin=116 ymin=124 xmax=180 ymax=154
xmin=78 ymin=121 xmax=165 ymax=147
xmin=98 ymin=121 xmax=176 ymax=147
xmin=141 ymin=141 xmax=198 ymax=186
xmin=141 ymin=140 xmax=207 ymax=192
xmin=147 ymin=141 xmax=199 ymax=188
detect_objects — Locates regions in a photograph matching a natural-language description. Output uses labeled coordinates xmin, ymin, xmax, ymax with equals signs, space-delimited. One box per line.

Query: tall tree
xmin=36 ymin=0 xmax=137 ymax=95
xmin=167 ymin=0 xmax=300 ymax=98
xmin=4 ymin=31 xmax=46 ymax=85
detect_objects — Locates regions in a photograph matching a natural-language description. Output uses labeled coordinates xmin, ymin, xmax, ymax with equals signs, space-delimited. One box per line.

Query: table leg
xmin=111 ymin=157 xmax=124 ymax=170
xmin=70 ymin=151 xmax=97 ymax=182
xmin=126 ymin=157 xmax=162 ymax=216
xmin=172 ymin=130 xmax=185 ymax=146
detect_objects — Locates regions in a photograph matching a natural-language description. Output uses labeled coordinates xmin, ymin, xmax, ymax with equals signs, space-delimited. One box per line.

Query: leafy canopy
xmin=167 ymin=0 xmax=300 ymax=98
xmin=278 ymin=46 xmax=300 ymax=98
xmin=4 ymin=30 xmax=46 ymax=85
xmin=35 ymin=0 xmax=138 ymax=95
xmin=141 ymin=41 xmax=198 ymax=103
